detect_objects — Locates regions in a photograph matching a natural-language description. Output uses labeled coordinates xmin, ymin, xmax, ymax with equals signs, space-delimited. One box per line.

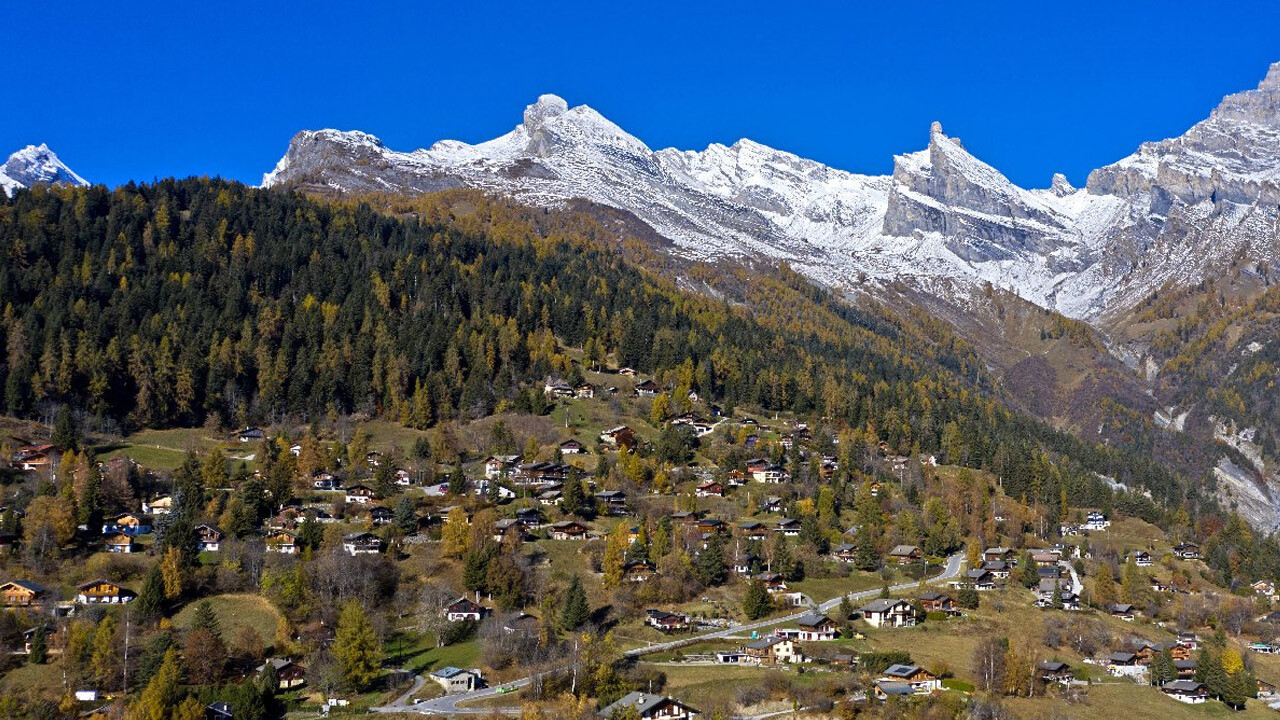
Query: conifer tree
xmin=128 ymin=648 xmax=182 ymax=720
xmin=601 ymin=523 xmax=628 ymax=589
xmin=136 ymin=565 xmax=166 ymax=623
xmin=743 ymin=581 xmax=771 ymax=620
xmin=560 ymin=576 xmax=590 ymax=631
xmin=28 ymin=625 xmax=47 ymax=665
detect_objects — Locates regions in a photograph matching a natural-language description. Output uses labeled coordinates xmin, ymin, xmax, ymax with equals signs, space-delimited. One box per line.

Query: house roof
xmin=1037 ymin=660 xmax=1069 ymax=672
xmin=2 ymin=580 xmax=45 ymax=594
xmin=875 ymin=680 xmax=915 ymax=695
xmin=1162 ymin=680 xmax=1207 ymax=693
xmin=883 ymin=664 xmax=924 ymax=678
xmin=796 ymin=613 xmax=832 ymax=628
xmin=599 ymin=691 xmax=695 ymax=718
xmin=860 ymin=598 xmax=908 ymax=613
xmin=431 ymin=666 xmax=473 ymax=679
xmin=889 ymin=544 xmax=919 ymax=556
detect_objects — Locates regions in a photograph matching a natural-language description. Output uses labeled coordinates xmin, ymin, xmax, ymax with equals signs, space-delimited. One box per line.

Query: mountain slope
xmin=261 ymin=63 xmax=1280 ymax=322
xmin=0 ymin=144 xmax=88 ymax=196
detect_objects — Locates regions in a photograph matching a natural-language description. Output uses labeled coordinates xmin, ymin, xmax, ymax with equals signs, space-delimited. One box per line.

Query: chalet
xmin=618 ymin=367 xmax=637 ymax=377
xmin=537 ymin=489 xmax=563 ymax=506
xmin=502 ymin=613 xmax=540 ymax=637
xmin=365 ymin=450 xmax=383 ymax=467
xmin=1037 ymin=566 xmax=1062 ymax=582
xmin=873 ymin=681 xmax=917 ymax=700
xmin=104 ymin=533 xmax=134 ymax=553
xmin=733 ymin=553 xmax=762 ymax=576
xmin=1132 ymin=551 xmax=1153 ymax=567
xmin=670 ymin=510 xmax=702 ymax=525
xmin=76 ymin=579 xmax=135 ymax=604
xmin=514 ymin=462 xmax=570 ymax=487
xmin=1177 ymin=632 xmax=1200 ymax=650
xmin=983 ymin=547 xmax=1014 ymax=563
xmin=881 ymin=664 xmax=940 ymax=694
xmin=726 ymin=470 xmax=746 ymax=487
xmin=600 ymin=426 xmax=637 ymax=449
xmin=695 ymin=481 xmax=724 ymax=498
xmin=1109 ymin=603 xmax=1137 ymax=621
xmin=345 ymin=484 xmax=377 ymax=504
xmin=369 ymin=507 xmax=394 ymax=525
xmin=775 ymin=518 xmax=802 ymax=537
xmin=258 ymin=658 xmax=307 ymax=689
xmin=394 ymin=469 xmax=414 ymax=486
xmin=483 ymin=455 xmax=522 ymax=479
xmin=959 ymin=568 xmax=995 ymax=590
xmin=739 ymin=522 xmax=769 ymax=542
xmin=634 ymin=380 xmax=660 ymax=397
xmin=1083 ymin=511 xmax=1109 ymax=530
xmin=789 ymin=612 xmax=839 ymax=641
xmin=493 ymin=518 xmax=528 ymax=544
xmin=1037 ymin=660 xmax=1073 ymax=685
xmin=696 ymin=518 xmax=727 ymax=537
xmin=142 ymin=495 xmax=172 ymax=515
xmin=236 ymin=427 xmax=265 ymax=443
xmin=755 ymin=573 xmax=788 ymax=593
xmin=623 ymin=561 xmax=656 ymax=582
xmin=761 ymin=495 xmax=784 ymax=513
xmin=983 ymin=561 xmax=1011 ymax=579
xmin=743 ymin=636 xmax=801 ymax=665
xmin=918 ymin=591 xmax=959 ymax=615
xmin=859 ymin=598 xmax=916 ymax=628
xmin=869 ymin=480 xmax=882 ymax=497
xmin=515 ymin=508 xmax=546 ymax=527
xmin=1254 ymin=580 xmax=1276 ymax=597
xmin=599 ymin=692 xmax=699 ymax=720
xmin=14 ymin=444 xmax=56 ymax=472
xmin=1032 ymin=552 xmax=1060 ymax=567
xmin=549 ymin=521 xmax=591 ymax=541
xmin=445 ymin=597 xmax=488 ymax=622
xmin=595 ymin=490 xmax=628 ymax=514
xmin=1 ymin=580 xmax=46 ymax=609
xmin=575 ymin=383 xmax=596 ymax=399
xmin=264 ymin=530 xmax=299 ymax=554
xmin=103 ymin=513 xmax=153 ymax=535
xmin=888 ymin=545 xmax=922 ymax=564
xmin=1107 ymin=652 xmax=1143 ymax=677
xmin=751 ymin=463 xmax=786 ymax=484
xmin=646 ymin=609 xmax=690 ymax=633
xmin=1161 ymin=680 xmax=1208 ymax=704
xmin=543 ymin=379 xmax=574 ymax=398
xmin=312 ymin=473 xmax=342 ymax=491
xmin=342 ymin=532 xmax=382 ymax=556
xmin=196 ymin=525 xmax=224 ymax=552
xmin=831 ymin=543 xmax=858 ymax=563
xmin=559 ymin=440 xmax=586 ymax=455
xmin=1136 ymin=641 xmax=1192 ymax=664
xmin=1173 ymin=542 xmax=1201 ymax=560
xmin=430 ymin=666 xmax=482 ymax=694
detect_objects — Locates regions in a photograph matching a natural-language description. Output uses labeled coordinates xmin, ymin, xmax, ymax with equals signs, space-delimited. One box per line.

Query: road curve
xmin=381 ymin=553 xmax=965 ymax=715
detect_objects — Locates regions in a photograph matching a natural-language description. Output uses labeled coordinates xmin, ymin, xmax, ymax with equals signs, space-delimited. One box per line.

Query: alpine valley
xmin=259 ymin=63 xmax=1280 ymax=530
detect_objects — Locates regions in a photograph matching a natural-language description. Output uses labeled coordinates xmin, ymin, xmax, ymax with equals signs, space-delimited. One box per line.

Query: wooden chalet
xmin=1 ymin=580 xmax=46 ymax=609
xmin=76 ymin=579 xmax=135 ymax=604
xmin=549 ymin=520 xmax=591 ymax=540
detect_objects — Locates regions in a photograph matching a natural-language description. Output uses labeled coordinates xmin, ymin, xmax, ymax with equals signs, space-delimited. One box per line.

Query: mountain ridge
xmin=0 ymin=143 xmax=88 ymax=196
xmin=261 ymin=62 xmax=1280 ymax=324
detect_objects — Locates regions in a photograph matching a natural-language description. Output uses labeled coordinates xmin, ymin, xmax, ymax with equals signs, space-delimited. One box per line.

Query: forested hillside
xmin=0 ymin=180 xmax=1204 ymax=516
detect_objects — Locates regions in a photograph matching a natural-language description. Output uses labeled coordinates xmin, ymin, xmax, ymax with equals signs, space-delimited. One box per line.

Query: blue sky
xmin=8 ymin=1 xmax=1280 ymax=189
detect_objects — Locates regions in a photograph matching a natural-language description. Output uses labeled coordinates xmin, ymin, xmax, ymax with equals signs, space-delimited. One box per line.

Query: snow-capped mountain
xmin=0 ymin=144 xmax=88 ymax=197
xmin=262 ymin=62 xmax=1280 ymax=321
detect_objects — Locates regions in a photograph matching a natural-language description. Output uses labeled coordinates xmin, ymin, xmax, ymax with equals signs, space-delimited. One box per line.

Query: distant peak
xmin=523 ymin=94 xmax=570 ymax=130
xmin=1261 ymin=61 xmax=1280 ymax=91
xmin=930 ymin=121 xmax=944 ymax=137
xmin=1050 ymin=173 xmax=1075 ymax=196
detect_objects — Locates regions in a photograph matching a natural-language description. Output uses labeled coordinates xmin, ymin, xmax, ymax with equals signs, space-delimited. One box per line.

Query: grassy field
xmin=0 ymin=660 xmax=65 ymax=699
xmin=173 ymin=593 xmax=283 ymax=643
xmin=1007 ymin=682 xmax=1276 ymax=719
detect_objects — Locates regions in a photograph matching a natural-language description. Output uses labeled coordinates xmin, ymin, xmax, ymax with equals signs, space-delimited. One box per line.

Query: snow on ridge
xmin=262 ymin=61 xmax=1280 ymax=320
xmin=1 ymin=144 xmax=88 ymax=197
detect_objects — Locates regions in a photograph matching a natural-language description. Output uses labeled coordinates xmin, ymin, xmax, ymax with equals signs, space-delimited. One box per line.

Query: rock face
xmin=262 ymin=62 xmax=1280 ymax=322
xmin=0 ymin=144 xmax=88 ymax=196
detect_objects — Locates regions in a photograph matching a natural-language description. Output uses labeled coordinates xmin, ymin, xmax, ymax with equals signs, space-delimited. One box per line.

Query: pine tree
xmin=1017 ymin=550 xmax=1039 ymax=588
xmin=743 ymin=581 xmax=771 ymax=620
xmin=28 ymin=625 xmax=47 ymax=665
xmin=1092 ymin=565 xmax=1118 ymax=608
xmin=136 ymin=565 xmax=166 ymax=622
xmin=333 ymin=600 xmax=380 ymax=692
xmin=190 ymin=599 xmax=222 ymax=638
xmin=695 ymin=536 xmax=727 ymax=587
xmin=394 ymin=495 xmax=417 ymax=534
xmin=560 ymin=576 xmax=590 ymax=631
xmin=90 ymin=614 xmax=119 ymax=687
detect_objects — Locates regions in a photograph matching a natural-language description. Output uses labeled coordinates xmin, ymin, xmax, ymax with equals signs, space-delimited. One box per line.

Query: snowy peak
xmin=1 ymin=144 xmax=88 ymax=197
xmin=261 ymin=61 xmax=1280 ymax=320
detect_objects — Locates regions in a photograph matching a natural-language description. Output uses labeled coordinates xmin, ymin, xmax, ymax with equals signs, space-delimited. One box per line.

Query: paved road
xmin=382 ymin=553 xmax=965 ymax=716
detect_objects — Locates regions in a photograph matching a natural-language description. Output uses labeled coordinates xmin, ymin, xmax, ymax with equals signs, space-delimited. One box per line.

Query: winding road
xmin=380 ymin=552 xmax=965 ymax=715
